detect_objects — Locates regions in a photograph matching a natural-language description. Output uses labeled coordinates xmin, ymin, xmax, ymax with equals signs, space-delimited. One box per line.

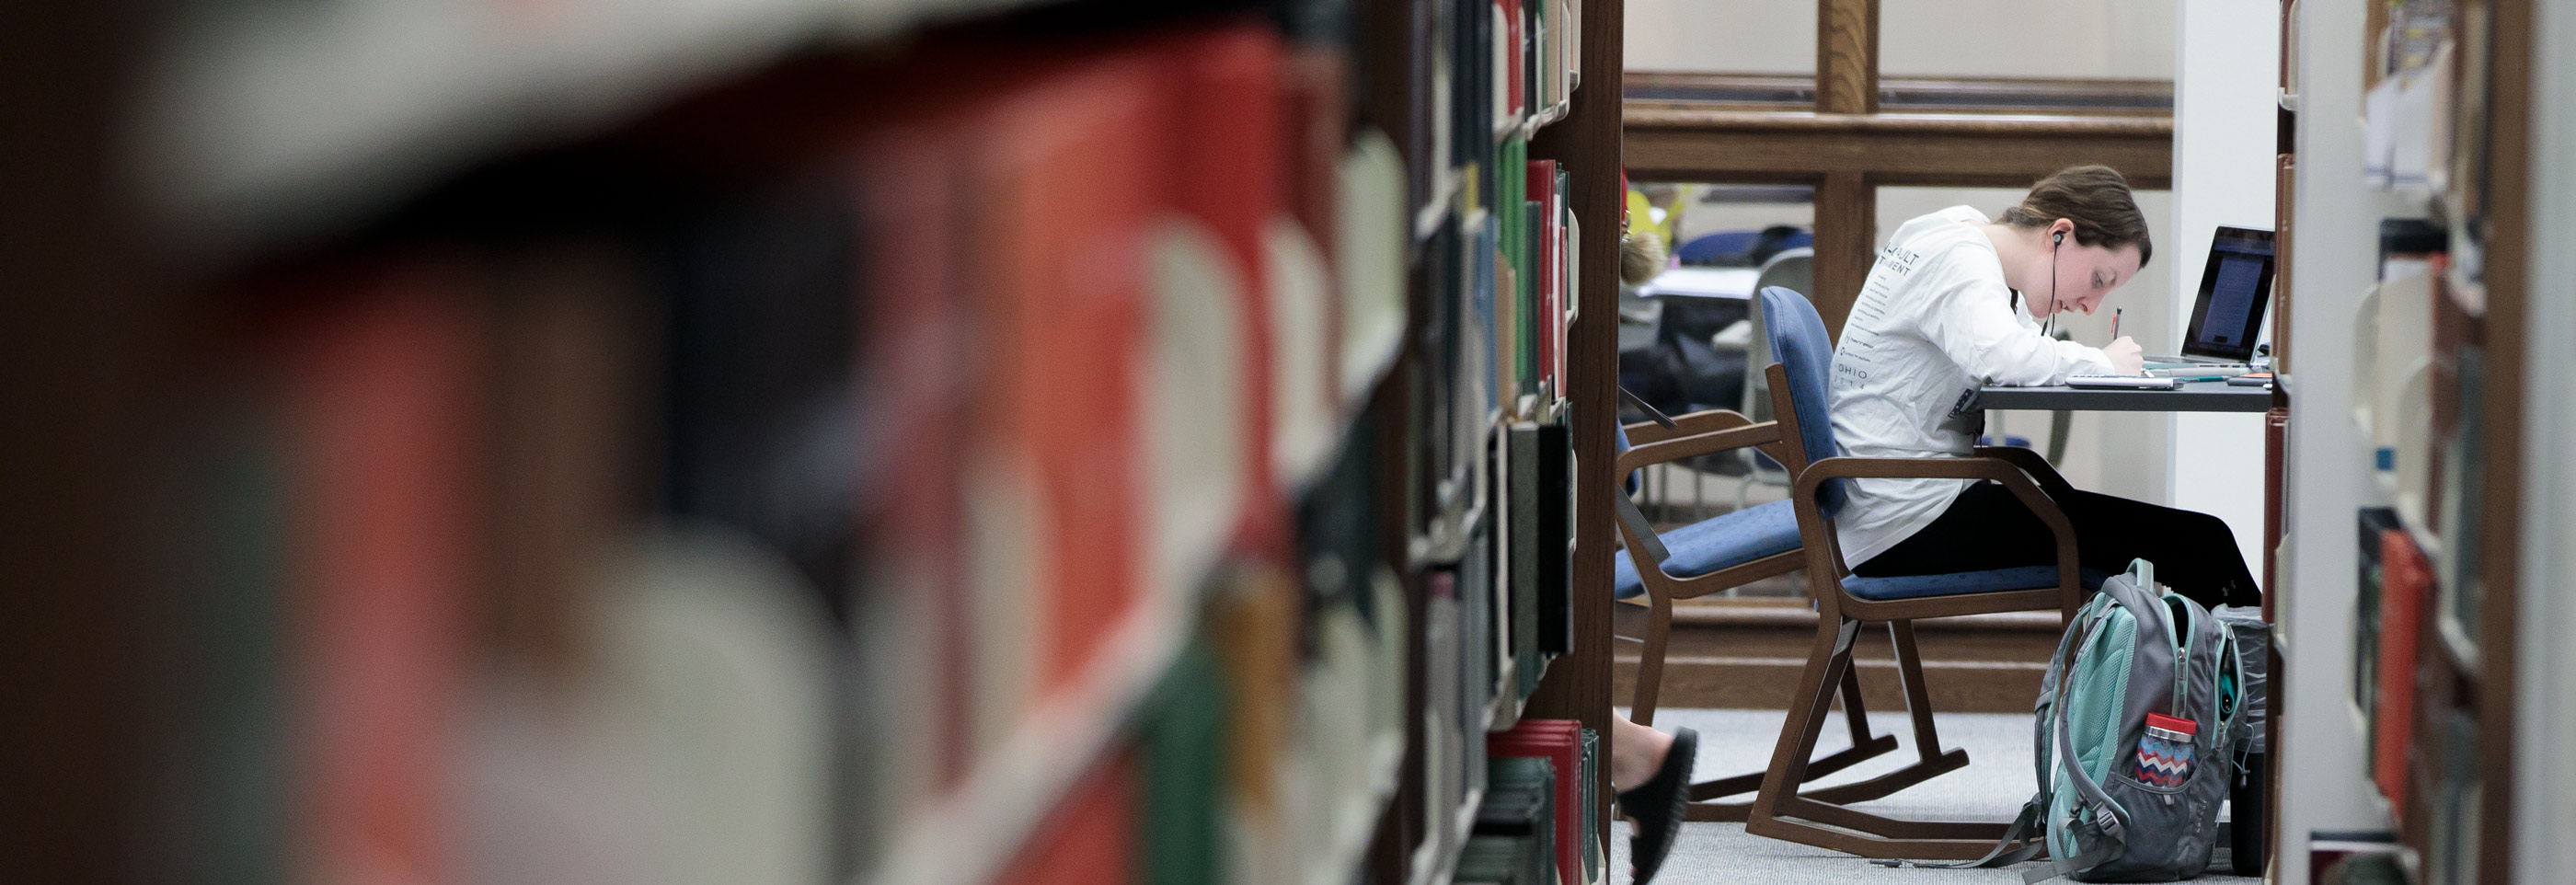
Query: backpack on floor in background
xmin=1889 ymin=558 xmax=2247 ymax=882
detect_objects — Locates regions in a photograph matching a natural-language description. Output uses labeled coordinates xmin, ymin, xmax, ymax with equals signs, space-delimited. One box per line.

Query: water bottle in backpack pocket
xmin=2133 ymin=714 xmax=2196 ymax=789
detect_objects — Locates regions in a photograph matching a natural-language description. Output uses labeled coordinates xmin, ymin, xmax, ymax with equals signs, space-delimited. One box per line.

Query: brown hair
xmin=1999 ymin=165 xmax=2153 ymax=269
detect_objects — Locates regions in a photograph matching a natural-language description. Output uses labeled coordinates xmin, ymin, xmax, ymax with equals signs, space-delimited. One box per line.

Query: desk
xmin=1972 ymin=379 xmax=2273 ymax=413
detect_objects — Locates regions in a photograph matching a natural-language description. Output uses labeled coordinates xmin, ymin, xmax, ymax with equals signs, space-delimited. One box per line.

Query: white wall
xmin=2168 ymin=0 xmax=2276 ymax=579
xmin=1625 ymin=0 xmax=2174 ymax=79
xmin=1626 ymin=0 xmax=1815 ymax=74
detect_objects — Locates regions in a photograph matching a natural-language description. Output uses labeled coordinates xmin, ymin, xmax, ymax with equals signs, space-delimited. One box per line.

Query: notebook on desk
xmin=2145 ymin=226 xmax=2276 ymax=367
xmin=2067 ymin=374 xmax=2184 ymax=390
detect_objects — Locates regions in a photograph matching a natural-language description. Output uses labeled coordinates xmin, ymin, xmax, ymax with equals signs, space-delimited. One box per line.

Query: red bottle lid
xmin=2145 ymin=713 xmax=2198 ymax=736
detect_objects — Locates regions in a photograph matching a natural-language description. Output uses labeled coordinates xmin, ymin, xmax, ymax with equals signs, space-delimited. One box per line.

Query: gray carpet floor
xmin=1605 ymin=708 xmax=2262 ymax=885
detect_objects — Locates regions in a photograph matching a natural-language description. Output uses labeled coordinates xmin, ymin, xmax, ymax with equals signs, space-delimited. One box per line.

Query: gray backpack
xmin=1909 ymin=559 xmax=2245 ymax=881
xmin=2027 ymin=558 xmax=2245 ymax=881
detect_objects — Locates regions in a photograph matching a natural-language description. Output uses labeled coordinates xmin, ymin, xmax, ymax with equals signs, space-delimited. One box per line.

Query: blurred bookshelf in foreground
xmin=114 ymin=0 xmax=1624 ymax=883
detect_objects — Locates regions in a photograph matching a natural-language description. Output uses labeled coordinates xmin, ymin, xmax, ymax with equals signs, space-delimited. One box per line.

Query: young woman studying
xmin=1832 ymin=165 xmax=2260 ymax=610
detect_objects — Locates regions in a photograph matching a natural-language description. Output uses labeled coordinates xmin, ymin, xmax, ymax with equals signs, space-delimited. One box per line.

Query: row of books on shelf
xmin=1416 ymin=720 xmax=1601 ymax=885
xmin=151 ymin=19 xmax=1432 ymax=885
xmin=2349 ymin=231 xmax=2487 ymax=654
xmin=1418 ymin=416 xmax=1579 ymax=882
xmin=1416 ymin=144 xmax=1582 ymax=545
xmin=1379 ymin=0 xmax=1596 ymax=877
xmin=1465 ymin=722 xmax=1605 ymax=885
xmin=1402 ymin=0 xmax=1583 ymax=217
xmin=1385 ymin=0 xmax=1585 ymax=562
xmin=2352 ymin=507 xmax=2481 ymax=885
xmin=1007 ymin=420 xmax=1415 ymax=885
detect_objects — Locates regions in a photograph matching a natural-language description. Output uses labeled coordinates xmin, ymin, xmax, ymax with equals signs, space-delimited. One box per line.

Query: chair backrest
xmin=1674 ymin=229 xmax=1761 ymax=265
xmin=1758 ymin=285 xmax=1846 ymax=514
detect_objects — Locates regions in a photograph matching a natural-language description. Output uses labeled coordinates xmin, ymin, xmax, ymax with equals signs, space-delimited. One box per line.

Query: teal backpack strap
xmin=1870 ymin=797 xmax=2049 ymax=869
xmin=2014 ymin=608 xmax=2133 ymax=883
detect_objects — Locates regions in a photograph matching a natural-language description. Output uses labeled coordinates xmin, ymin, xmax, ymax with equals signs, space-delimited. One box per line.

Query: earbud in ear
xmin=2053 ymin=231 xmax=2065 ymax=244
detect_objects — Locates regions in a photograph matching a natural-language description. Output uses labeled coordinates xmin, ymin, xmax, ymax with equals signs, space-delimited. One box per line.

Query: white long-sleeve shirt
xmin=1827 ymin=206 xmax=2116 ymax=567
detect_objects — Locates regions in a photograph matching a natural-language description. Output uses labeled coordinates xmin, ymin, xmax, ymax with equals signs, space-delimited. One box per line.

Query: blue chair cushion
xmin=1840 ymin=566 xmax=2111 ymax=602
xmin=1614 ymin=500 xmax=1804 ymax=599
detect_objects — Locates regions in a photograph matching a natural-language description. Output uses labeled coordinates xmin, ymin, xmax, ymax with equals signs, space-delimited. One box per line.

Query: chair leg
xmin=1679 ymin=665 xmax=1898 ymax=822
xmin=1889 ymin=620 xmax=1952 ymax=764
xmin=1747 ymin=618 xmax=1990 ymax=860
xmin=1748 ymin=615 xmax=1861 ymax=820
xmin=1630 ymin=589 xmax=1900 ymax=822
xmin=1631 ymin=591 xmax=1673 ymax=727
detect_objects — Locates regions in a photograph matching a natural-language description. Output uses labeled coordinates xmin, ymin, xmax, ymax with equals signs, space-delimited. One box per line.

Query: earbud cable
xmin=2042 ymin=236 xmax=2059 ymax=339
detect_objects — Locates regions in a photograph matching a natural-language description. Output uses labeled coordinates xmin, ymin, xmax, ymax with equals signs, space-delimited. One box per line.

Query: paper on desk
xmin=1636 ymin=266 xmax=1758 ymax=300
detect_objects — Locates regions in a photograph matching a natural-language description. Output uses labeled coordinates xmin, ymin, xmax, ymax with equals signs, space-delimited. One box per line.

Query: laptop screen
xmin=2183 ymin=226 xmax=2275 ymax=361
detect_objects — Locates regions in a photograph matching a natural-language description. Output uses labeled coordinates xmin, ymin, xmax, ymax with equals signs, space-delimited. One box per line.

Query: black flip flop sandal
xmin=1616 ymin=727 xmax=1697 ymax=885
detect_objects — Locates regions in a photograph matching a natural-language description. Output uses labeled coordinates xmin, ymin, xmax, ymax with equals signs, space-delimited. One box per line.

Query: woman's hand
xmin=2103 ymin=336 xmax=2145 ymax=375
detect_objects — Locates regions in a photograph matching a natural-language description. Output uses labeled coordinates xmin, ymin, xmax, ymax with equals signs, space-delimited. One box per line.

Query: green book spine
xmin=1140 ymin=638 xmax=1226 ymax=885
xmin=166 ymin=411 xmax=293 ymax=885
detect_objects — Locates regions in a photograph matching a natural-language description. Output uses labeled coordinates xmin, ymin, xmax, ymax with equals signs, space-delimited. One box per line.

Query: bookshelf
xmin=2274 ymin=0 xmax=2529 ymax=880
xmin=132 ymin=0 xmax=1096 ymax=258
xmin=11 ymin=0 xmax=1630 ymax=883
xmin=866 ymin=599 xmax=1190 ymax=885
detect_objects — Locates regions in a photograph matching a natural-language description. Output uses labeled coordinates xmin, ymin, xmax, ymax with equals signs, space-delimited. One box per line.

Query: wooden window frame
xmin=1623 ymin=0 xmax=2175 ymax=339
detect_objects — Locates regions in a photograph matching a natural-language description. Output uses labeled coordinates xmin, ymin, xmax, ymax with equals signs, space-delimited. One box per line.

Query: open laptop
xmin=2146 ymin=225 xmax=2276 ymax=367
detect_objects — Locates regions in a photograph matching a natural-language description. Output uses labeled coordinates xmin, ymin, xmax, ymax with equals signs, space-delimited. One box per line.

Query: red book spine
xmin=995 ymin=752 xmax=1139 ymax=885
xmin=282 ymin=268 xmax=477 ymax=885
xmin=1526 ymin=160 xmax=1561 ymax=393
xmin=2373 ymin=529 xmax=2430 ymax=811
xmin=1151 ymin=26 xmax=1289 ymax=553
xmin=1489 ymin=721 xmax=1583 ymax=885
xmin=1499 ymin=0 xmax=1525 ymax=116
xmin=980 ymin=62 xmax=1157 ymax=694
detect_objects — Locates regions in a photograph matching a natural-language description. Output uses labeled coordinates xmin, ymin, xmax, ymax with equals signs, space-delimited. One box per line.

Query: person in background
xmin=1830 ymin=165 xmax=2260 ymax=610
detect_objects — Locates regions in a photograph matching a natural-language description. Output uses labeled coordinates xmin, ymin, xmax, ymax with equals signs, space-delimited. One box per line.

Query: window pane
xmin=1627 ymin=0 xmax=2175 ymax=108
xmin=1880 ymin=0 xmax=2172 ymax=80
xmin=1626 ymin=0 xmax=1816 ymax=75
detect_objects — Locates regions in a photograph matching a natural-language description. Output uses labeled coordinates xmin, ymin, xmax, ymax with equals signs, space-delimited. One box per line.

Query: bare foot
xmin=1608 ymin=715 xmax=1674 ymax=793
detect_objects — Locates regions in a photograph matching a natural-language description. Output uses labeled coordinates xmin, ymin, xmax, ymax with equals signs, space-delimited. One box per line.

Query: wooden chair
xmin=1739 ymin=286 xmax=2106 ymax=860
xmin=1608 ymin=377 xmax=1901 ymax=822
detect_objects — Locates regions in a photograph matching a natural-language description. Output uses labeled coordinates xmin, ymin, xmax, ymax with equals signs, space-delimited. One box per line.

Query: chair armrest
xmin=1616 ymin=420 xmax=1791 ymax=477
xmin=1791 ymin=455 xmax=2085 ymax=616
xmin=1623 ymin=408 xmax=1754 ymax=445
xmin=1972 ymin=446 xmax=2077 ymax=503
